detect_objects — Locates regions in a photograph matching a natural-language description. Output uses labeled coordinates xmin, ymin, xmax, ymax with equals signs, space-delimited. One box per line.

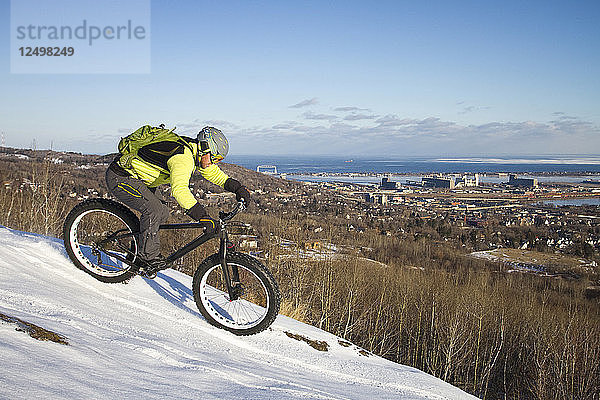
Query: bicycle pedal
xmin=138 ymin=267 xmax=158 ymax=279
xmin=144 ymin=271 xmax=158 ymax=279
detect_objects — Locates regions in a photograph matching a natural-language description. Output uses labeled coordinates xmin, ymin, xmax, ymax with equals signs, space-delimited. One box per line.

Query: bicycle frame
xmin=160 ymin=222 xmax=240 ymax=300
xmin=158 ymin=221 xmax=220 ymax=264
xmin=99 ymin=202 xmax=245 ymax=301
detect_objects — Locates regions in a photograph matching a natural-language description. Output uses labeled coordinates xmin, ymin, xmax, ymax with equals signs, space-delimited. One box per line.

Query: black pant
xmin=105 ymin=167 xmax=169 ymax=260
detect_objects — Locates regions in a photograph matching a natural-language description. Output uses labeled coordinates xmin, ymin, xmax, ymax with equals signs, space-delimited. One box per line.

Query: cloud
xmin=551 ymin=112 xmax=578 ymax=121
xmin=198 ymin=120 xmax=239 ymax=130
xmin=460 ymin=117 xmax=600 ymax=142
xmin=175 ymin=122 xmax=201 ymax=130
xmin=333 ymin=106 xmax=370 ymax=112
xmin=229 ymin=114 xmax=600 ymax=155
xmin=366 ymin=116 xmax=459 ymax=139
xmin=343 ymin=113 xmax=378 ymax=121
xmin=272 ymin=122 xmax=299 ymax=130
xmin=466 ymin=121 xmax=542 ymax=138
xmin=293 ymin=124 xmax=329 ymax=133
xmin=289 ymin=98 xmax=319 ymax=108
xmin=171 ymin=120 xmax=240 ymax=136
xmin=375 ymin=115 xmax=419 ymax=127
xmin=160 ymin=101 xmax=600 ymax=156
xmin=302 ymin=111 xmax=338 ymax=121
xmin=458 ymin=104 xmax=491 ymax=115
xmin=98 ymin=133 xmax=122 ymax=141
xmin=214 ymin=113 xmax=598 ymax=147
xmin=549 ymin=116 xmax=596 ymax=134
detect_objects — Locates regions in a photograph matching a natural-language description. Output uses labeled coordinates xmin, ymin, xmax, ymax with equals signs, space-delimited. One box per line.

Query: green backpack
xmin=117 ymin=124 xmax=191 ymax=170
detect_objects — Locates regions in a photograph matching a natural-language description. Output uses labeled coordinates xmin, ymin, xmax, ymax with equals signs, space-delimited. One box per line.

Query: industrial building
xmin=380 ymin=177 xmax=397 ymax=190
xmin=422 ymin=176 xmax=455 ymax=188
xmin=508 ymin=174 xmax=538 ymax=187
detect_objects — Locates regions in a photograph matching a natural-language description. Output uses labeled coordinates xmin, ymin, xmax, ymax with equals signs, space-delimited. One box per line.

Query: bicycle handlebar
xmin=219 ymin=200 xmax=246 ymax=222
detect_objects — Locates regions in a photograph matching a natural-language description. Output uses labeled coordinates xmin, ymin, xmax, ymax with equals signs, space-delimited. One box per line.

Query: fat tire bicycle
xmin=62 ymin=198 xmax=280 ymax=336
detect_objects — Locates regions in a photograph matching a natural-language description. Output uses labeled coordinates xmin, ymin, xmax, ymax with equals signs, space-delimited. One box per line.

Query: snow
xmin=0 ymin=226 xmax=475 ymax=399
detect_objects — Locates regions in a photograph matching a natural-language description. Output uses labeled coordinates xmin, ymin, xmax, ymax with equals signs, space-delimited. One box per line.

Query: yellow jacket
xmin=128 ymin=142 xmax=229 ymax=210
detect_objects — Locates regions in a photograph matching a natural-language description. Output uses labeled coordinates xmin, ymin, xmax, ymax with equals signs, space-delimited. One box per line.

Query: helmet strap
xmin=199 ymin=140 xmax=210 ymax=153
xmin=196 ymin=140 xmax=210 ymax=168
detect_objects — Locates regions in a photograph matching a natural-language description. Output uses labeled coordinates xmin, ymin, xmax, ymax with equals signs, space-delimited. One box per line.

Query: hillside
xmin=0 ymin=226 xmax=475 ymax=399
xmin=3 ymin=146 xmax=597 ymax=398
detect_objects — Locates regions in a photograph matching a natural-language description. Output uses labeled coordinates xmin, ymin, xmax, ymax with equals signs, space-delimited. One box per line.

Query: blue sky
xmin=1 ymin=0 xmax=599 ymax=156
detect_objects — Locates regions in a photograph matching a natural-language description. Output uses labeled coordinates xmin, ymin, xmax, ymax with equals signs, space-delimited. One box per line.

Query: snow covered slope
xmin=0 ymin=226 xmax=475 ymax=399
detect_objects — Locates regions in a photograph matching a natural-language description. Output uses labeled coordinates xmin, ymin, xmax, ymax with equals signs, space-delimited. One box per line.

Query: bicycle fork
xmin=219 ymin=228 xmax=241 ymax=301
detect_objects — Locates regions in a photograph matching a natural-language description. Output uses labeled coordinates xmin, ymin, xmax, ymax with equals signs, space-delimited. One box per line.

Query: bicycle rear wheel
xmin=63 ymin=198 xmax=140 ymax=283
xmin=192 ymin=252 xmax=280 ymax=336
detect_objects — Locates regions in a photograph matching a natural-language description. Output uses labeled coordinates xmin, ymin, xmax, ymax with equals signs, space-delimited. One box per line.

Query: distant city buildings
xmin=456 ymin=174 xmax=479 ymax=187
xmin=417 ymin=173 xmax=536 ymax=188
xmin=422 ymin=174 xmax=480 ymax=189
xmin=364 ymin=193 xmax=388 ymax=205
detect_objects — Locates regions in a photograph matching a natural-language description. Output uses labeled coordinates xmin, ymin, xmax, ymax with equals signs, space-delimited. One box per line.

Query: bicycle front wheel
xmin=63 ymin=198 xmax=140 ymax=283
xmin=192 ymin=252 xmax=281 ymax=336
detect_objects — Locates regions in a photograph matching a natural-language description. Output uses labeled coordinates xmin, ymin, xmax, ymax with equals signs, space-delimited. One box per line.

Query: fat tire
xmin=192 ymin=252 xmax=281 ymax=336
xmin=63 ymin=198 xmax=140 ymax=283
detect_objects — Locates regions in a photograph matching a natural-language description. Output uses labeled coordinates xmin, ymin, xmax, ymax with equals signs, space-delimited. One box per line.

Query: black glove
xmin=186 ymin=203 xmax=219 ymax=234
xmin=224 ymin=178 xmax=251 ymax=204
xmin=235 ymin=186 xmax=250 ymax=204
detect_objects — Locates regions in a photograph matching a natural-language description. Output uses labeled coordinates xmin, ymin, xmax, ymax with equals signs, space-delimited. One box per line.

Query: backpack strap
xmin=137 ymin=139 xmax=191 ymax=171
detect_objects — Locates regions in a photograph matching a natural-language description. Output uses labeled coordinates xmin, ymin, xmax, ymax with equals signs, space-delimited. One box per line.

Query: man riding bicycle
xmin=105 ymin=125 xmax=250 ymax=273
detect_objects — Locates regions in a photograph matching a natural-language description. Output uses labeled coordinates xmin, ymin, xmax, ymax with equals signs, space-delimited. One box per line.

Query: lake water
xmin=228 ymin=155 xmax=600 ymax=175
xmin=227 ymin=155 xmax=600 ymax=185
xmin=539 ymin=198 xmax=600 ymax=207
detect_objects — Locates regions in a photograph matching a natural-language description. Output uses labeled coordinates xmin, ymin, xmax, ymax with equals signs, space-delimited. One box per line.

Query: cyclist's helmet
xmin=197 ymin=126 xmax=229 ymax=163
